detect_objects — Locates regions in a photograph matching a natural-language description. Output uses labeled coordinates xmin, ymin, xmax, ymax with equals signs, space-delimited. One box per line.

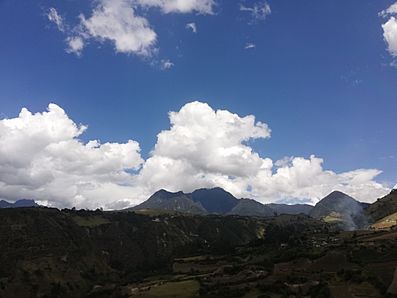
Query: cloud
xmin=79 ymin=0 xmax=157 ymax=56
xmin=47 ymin=8 xmax=65 ymax=32
xmin=137 ymin=102 xmax=389 ymax=204
xmin=240 ymin=1 xmax=271 ymax=22
xmin=47 ymin=0 xmax=215 ymax=57
xmin=0 ymin=101 xmax=390 ymax=209
xmin=0 ymin=104 xmax=143 ymax=209
xmin=251 ymin=157 xmax=387 ymax=205
xmin=66 ymin=36 xmax=85 ymax=56
xmin=382 ymin=16 xmax=397 ymax=57
xmin=245 ymin=42 xmax=256 ymax=49
xmin=136 ymin=0 xmax=215 ymax=14
xmin=340 ymin=70 xmax=363 ymax=86
xmin=160 ymin=59 xmax=174 ymax=69
xmin=380 ymin=2 xmax=397 ymax=61
xmin=144 ymin=101 xmax=271 ymax=178
xmin=186 ymin=22 xmax=197 ymax=33
xmin=380 ymin=2 xmax=397 ymax=17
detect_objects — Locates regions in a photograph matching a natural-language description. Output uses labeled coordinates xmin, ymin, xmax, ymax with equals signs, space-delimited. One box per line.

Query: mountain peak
xmin=310 ymin=191 xmax=366 ymax=230
xmin=132 ymin=190 xmax=206 ymax=214
xmin=228 ymin=199 xmax=274 ymax=217
xmin=194 ymin=187 xmax=231 ymax=194
xmin=152 ymin=189 xmax=185 ymax=199
xmin=191 ymin=188 xmax=238 ymax=214
xmin=326 ymin=190 xmax=351 ymax=199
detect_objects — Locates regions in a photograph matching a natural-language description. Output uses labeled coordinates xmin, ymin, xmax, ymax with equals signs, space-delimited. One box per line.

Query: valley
xmin=1 ymin=188 xmax=397 ymax=297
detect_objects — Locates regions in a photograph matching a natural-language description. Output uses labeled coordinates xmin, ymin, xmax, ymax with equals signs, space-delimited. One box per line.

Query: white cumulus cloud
xmin=47 ymin=0 xmax=215 ymax=58
xmin=136 ymin=0 xmax=215 ymax=14
xmin=382 ymin=17 xmax=397 ymax=57
xmin=0 ymin=104 xmax=143 ymax=209
xmin=380 ymin=2 xmax=397 ymax=17
xmin=79 ymin=0 xmax=157 ymax=56
xmin=0 ymin=101 xmax=391 ymax=209
xmin=249 ymin=157 xmax=388 ymax=204
xmin=154 ymin=102 xmax=271 ymax=175
xmin=380 ymin=2 xmax=397 ymax=61
xmin=137 ymin=102 xmax=389 ymax=204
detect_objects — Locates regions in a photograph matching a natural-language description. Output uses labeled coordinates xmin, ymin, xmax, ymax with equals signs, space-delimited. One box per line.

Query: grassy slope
xmin=371 ymin=212 xmax=397 ymax=230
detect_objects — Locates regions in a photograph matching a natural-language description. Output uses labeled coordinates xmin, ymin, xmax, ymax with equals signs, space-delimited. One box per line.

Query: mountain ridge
xmin=0 ymin=199 xmax=38 ymax=209
xmin=268 ymin=203 xmax=313 ymax=215
xmin=366 ymin=189 xmax=397 ymax=222
xmin=131 ymin=188 xmax=397 ymax=231
xmin=131 ymin=187 xmax=316 ymax=218
xmin=129 ymin=189 xmax=207 ymax=214
xmin=228 ymin=198 xmax=275 ymax=217
xmin=190 ymin=187 xmax=239 ymax=214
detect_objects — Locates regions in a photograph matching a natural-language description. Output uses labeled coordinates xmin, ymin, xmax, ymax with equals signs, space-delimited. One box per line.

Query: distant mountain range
xmin=130 ymin=187 xmax=315 ymax=217
xmin=130 ymin=187 xmax=397 ymax=231
xmin=128 ymin=188 xmax=237 ymax=215
xmin=3 ymin=187 xmax=396 ymax=232
xmin=0 ymin=199 xmax=38 ymax=209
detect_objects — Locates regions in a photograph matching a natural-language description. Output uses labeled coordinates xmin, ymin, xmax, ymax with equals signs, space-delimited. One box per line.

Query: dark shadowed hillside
xmin=228 ymin=198 xmax=274 ymax=217
xmin=130 ymin=189 xmax=207 ymax=214
xmin=191 ymin=187 xmax=239 ymax=214
xmin=267 ymin=203 xmax=313 ymax=215
xmin=131 ymin=188 xmax=240 ymax=215
xmin=366 ymin=189 xmax=397 ymax=222
xmin=1 ymin=207 xmax=397 ymax=297
xmin=0 ymin=207 xmax=267 ymax=298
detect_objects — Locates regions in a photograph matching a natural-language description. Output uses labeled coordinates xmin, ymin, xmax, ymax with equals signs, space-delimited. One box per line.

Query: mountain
xmin=0 ymin=199 xmax=38 ymax=208
xmin=0 ymin=207 xmax=268 ymax=297
xmin=360 ymin=202 xmax=371 ymax=209
xmin=267 ymin=203 xmax=313 ymax=215
xmin=132 ymin=188 xmax=316 ymax=218
xmin=131 ymin=188 xmax=241 ymax=215
xmin=1 ymin=205 xmax=395 ymax=298
xmin=309 ymin=191 xmax=368 ymax=230
xmin=131 ymin=189 xmax=206 ymax=214
xmin=228 ymin=199 xmax=275 ymax=217
xmin=0 ymin=200 xmax=12 ymax=208
xmin=366 ymin=189 xmax=397 ymax=222
xmin=191 ymin=187 xmax=239 ymax=214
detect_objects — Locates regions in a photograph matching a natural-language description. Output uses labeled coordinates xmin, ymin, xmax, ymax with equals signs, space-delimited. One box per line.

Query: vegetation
xmin=0 ymin=207 xmax=397 ymax=297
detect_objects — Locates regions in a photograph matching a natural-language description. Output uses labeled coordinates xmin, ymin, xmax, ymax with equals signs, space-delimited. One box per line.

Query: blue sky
xmin=0 ymin=0 xmax=396 ymax=208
